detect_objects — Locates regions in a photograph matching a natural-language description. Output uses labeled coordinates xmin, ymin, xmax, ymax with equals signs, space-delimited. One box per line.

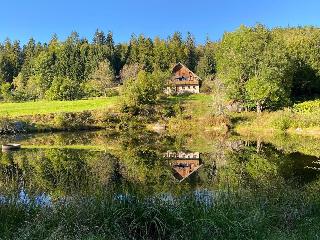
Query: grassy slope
xmin=168 ymin=94 xmax=213 ymax=117
xmin=166 ymin=94 xmax=230 ymax=140
xmin=0 ymin=96 xmax=119 ymax=117
xmin=0 ymin=94 xmax=211 ymax=118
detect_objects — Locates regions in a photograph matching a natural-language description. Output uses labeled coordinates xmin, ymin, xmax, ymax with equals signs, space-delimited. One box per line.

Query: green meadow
xmin=0 ymin=96 xmax=119 ymax=117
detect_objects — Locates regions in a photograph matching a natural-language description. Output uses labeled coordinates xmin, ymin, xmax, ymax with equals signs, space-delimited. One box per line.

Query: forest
xmin=0 ymin=24 xmax=320 ymax=112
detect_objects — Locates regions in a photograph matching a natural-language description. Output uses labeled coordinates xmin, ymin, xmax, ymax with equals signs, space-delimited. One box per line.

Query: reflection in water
xmin=164 ymin=151 xmax=203 ymax=182
xmin=0 ymin=189 xmax=52 ymax=207
xmin=0 ymin=131 xmax=320 ymax=203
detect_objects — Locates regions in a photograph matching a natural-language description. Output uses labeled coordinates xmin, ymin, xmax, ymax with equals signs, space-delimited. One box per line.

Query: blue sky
xmin=1 ymin=0 xmax=320 ymax=44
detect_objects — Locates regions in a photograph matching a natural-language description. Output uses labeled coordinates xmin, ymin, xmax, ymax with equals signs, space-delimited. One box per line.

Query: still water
xmin=0 ymin=131 xmax=320 ymax=204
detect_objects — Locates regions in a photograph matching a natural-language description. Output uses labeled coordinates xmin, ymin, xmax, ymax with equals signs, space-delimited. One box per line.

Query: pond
xmin=0 ymin=130 xmax=320 ymax=204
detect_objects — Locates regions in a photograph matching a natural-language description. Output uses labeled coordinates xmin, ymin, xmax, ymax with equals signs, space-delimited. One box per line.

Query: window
xmin=193 ymin=86 xmax=196 ymax=89
xmin=188 ymin=86 xmax=191 ymax=89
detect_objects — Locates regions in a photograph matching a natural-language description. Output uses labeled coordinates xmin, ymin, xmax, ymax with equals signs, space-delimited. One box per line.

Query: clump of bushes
xmin=293 ymin=100 xmax=320 ymax=114
xmin=54 ymin=111 xmax=94 ymax=131
xmin=120 ymin=70 xmax=170 ymax=116
xmin=269 ymin=110 xmax=293 ymax=131
xmin=0 ymin=117 xmax=32 ymax=134
xmin=236 ymin=107 xmax=320 ymax=134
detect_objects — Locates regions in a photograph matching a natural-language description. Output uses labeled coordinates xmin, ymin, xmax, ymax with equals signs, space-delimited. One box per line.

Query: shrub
xmin=293 ymin=100 xmax=320 ymax=114
xmin=45 ymin=77 xmax=84 ymax=101
xmin=120 ymin=70 xmax=170 ymax=115
xmin=54 ymin=111 xmax=94 ymax=130
xmin=269 ymin=110 xmax=293 ymax=131
xmin=0 ymin=117 xmax=31 ymax=134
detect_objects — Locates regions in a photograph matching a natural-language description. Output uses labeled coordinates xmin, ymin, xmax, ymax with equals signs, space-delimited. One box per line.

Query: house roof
xmin=172 ymin=62 xmax=202 ymax=80
xmin=170 ymin=62 xmax=201 ymax=86
xmin=170 ymin=159 xmax=203 ymax=182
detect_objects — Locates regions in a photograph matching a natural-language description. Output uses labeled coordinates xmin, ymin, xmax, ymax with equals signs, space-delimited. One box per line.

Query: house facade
xmin=165 ymin=63 xmax=201 ymax=94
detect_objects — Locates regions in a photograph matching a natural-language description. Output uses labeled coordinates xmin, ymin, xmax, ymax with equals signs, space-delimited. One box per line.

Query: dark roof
xmin=172 ymin=62 xmax=202 ymax=80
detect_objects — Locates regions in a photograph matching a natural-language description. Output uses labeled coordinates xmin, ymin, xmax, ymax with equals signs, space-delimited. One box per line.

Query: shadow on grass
xmin=230 ymin=115 xmax=250 ymax=127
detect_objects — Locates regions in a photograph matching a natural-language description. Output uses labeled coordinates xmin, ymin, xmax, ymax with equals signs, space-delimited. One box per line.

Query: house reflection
xmin=164 ymin=151 xmax=202 ymax=182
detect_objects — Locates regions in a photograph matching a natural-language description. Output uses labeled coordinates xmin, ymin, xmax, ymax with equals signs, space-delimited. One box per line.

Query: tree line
xmin=216 ymin=24 xmax=320 ymax=112
xmin=1 ymin=25 xmax=320 ymax=111
xmin=0 ymin=30 xmax=215 ymax=101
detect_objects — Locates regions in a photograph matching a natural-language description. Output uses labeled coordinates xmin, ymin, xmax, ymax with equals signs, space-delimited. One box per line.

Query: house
xmin=165 ymin=63 xmax=201 ymax=94
xmin=164 ymin=151 xmax=202 ymax=182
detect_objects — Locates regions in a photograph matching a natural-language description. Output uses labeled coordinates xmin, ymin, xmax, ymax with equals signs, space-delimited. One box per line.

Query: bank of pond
xmin=1 ymin=130 xmax=320 ymax=239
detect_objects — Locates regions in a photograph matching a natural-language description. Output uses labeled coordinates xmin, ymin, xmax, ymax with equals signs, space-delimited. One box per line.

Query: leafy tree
xmin=45 ymin=76 xmax=83 ymax=100
xmin=120 ymin=63 xmax=142 ymax=84
xmin=245 ymin=35 xmax=293 ymax=112
xmin=121 ymin=70 xmax=169 ymax=113
xmin=216 ymin=24 xmax=292 ymax=111
xmin=272 ymin=27 xmax=320 ymax=100
xmin=85 ymin=60 xmax=115 ymax=97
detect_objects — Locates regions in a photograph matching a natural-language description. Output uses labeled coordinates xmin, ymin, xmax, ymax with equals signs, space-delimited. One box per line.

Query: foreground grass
xmin=1 ymin=188 xmax=320 ymax=240
xmin=0 ymin=97 xmax=119 ymax=117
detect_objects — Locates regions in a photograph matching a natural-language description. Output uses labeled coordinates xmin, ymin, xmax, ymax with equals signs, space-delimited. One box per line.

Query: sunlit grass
xmin=21 ymin=144 xmax=107 ymax=151
xmin=0 ymin=96 xmax=120 ymax=117
xmin=167 ymin=93 xmax=213 ymax=117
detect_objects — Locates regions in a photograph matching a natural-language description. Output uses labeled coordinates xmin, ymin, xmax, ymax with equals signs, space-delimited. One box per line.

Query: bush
xmin=200 ymin=80 xmax=214 ymax=93
xmin=54 ymin=111 xmax=94 ymax=130
xmin=269 ymin=110 xmax=293 ymax=131
xmin=0 ymin=117 xmax=31 ymax=134
xmin=120 ymin=70 xmax=170 ymax=115
xmin=293 ymin=100 xmax=320 ymax=114
xmin=45 ymin=77 xmax=84 ymax=101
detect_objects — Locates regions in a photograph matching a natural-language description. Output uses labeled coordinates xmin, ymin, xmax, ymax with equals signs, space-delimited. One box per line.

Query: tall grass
xmin=1 ymin=187 xmax=320 ymax=240
xmin=234 ymin=109 xmax=320 ymax=136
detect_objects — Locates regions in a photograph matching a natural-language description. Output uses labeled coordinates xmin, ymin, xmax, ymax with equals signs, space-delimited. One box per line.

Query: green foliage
xmin=269 ymin=111 xmax=293 ymax=131
xmin=54 ymin=111 xmax=94 ymax=130
xmin=216 ymin=24 xmax=293 ymax=111
xmin=196 ymin=40 xmax=216 ymax=79
xmin=1 ymin=26 xmax=320 ymax=107
xmin=235 ymin=109 xmax=320 ymax=133
xmin=293 ymin=99 xmax=320 ymax=113
xmin=45 ymin=76 xmax=83 ymax=100
xmin=0 ymin=82 xmax=12 ymax=101
xmin=120 ymin=70 xmax=169 ymax=114
xmin=84 ymin=60 xmax=115 ymax=97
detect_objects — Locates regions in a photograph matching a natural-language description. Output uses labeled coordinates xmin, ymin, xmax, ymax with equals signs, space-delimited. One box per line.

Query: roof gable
xmin=172 ymin=62 xmax=201 ymax=80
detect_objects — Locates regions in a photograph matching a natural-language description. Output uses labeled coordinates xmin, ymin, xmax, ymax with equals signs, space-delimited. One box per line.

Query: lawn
xmin=168 ymin=93 xmax=213 ymax=117
xmin=0 ymin=94 xmax=213 ymax=118
xmin=0 ymin=96 xmax=120 ymax=117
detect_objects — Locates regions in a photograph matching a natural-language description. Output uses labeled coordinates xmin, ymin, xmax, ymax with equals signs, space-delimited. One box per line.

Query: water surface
xmin=1 ymin=131 xmax=319 ymax=203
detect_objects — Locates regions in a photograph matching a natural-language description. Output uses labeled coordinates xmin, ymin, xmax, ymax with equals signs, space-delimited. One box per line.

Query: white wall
xmin=176 ymin=85 xmax=199 ymax=94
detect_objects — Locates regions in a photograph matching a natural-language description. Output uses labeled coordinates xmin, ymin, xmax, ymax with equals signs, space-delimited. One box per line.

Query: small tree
xmin=120 ymin=70 xmax=169 ymax=114
xmin=45 ymin=76 xmax=82 ymax=100
xmin=85 ymin=60 xmax=115 ymax=97
xmin=0 ymin=82 xmax=12 ymax=101
xmin=120 ymin=63 xmax=142 ymax=84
